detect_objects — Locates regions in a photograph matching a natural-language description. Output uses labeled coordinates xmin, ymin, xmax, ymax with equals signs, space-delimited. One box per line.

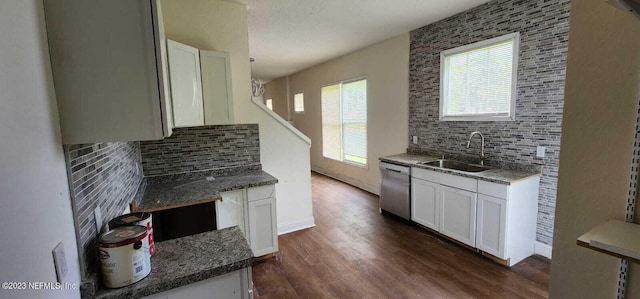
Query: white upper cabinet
xmin=200 ymin=51 xmax=234 ymax=125
xmin=43 ymin=0 xmax=172 ymax=144
xmin=167 ymin=40 xmax=205 ymax=128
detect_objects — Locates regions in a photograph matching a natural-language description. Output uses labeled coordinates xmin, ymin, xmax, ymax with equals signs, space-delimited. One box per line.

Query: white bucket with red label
xmin=98 ymin=225 xmax=151 ymax=288
xmin=109 ymin=212 xmax=155 ymax=256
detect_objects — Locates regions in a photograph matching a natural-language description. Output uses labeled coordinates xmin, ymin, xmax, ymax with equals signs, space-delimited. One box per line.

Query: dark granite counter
xmin=138 ymin=170 xmax=278 ymax=212
xmin=93 ymin=227 xmax=254 ymax=299
xmin=380 ymin=153 xmax=541 ymax=185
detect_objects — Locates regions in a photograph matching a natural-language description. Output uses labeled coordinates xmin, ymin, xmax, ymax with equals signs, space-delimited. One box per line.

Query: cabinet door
xmin=216 ymin=190 xmax=245 ymax=234
xmin=476 ymin=194 xmax=507 ymax=258
xmin=43 ymin=0 xmax=171 ymax=143
xmin=247 ymin=197 xmax=278 ymax=257
xmin=439 ymin=186 xmax=477 ymax=247
xmin=411 ymin=178 xmax=440 ymax=231
xmin=200 ymin=50 xmax=234 ymax=125
xmin=154 ymin=0 xmax=173 ymax=137
xmin=167 ymin=40 xmax=204 ymax=127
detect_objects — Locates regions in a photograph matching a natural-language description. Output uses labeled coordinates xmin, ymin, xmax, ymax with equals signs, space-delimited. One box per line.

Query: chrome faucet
xmin=466 ymin=131 xmax=486 ymax=165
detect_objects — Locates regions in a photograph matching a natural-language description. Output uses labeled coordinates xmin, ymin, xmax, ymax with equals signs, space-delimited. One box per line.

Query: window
xmin=321 ymin=78 xmax=367 ymax=166
xmin=440 ymin=32 xmax=519 ymax=121
xmin=294 ymin=92 xmax=304 ymax=113
xmin=265 ymin=98 xmax=273 ymax=110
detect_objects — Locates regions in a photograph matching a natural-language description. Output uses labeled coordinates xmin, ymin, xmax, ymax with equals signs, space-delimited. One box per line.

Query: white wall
xmin=284 ymin=34 xmax=410 ymax=194
xmin=0 ymin=1 xmax=81 ymax=298
xmin=161 ymin=0 xmax=314 ymax=233
xmin=549 ymin=0 xmax=640 ymax=297
xmin=263 ymin=77 xmax=290 ymax=120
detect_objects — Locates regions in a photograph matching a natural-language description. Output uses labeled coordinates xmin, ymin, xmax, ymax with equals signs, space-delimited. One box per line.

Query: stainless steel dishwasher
xmin=379 ymin=161 xmax=411 ymax=220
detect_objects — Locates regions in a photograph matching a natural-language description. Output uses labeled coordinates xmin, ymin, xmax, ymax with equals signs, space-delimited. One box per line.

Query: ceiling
xmin=233 ymin=0 xmax=492 ymax=82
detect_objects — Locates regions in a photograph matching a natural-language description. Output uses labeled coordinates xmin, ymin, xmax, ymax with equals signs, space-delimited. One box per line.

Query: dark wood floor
xmin=252 ymin=172 xmax=550 ymax=298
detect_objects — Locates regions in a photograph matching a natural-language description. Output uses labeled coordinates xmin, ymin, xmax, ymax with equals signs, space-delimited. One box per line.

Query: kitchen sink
xmin=420 ymin=159 xmax=491 ymax=173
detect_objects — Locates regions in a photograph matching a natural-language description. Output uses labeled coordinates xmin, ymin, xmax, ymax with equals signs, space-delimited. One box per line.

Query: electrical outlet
xmin=94 ymin=206 xmax=104 ymax=233
xmin=536 ymin=146 xmax=546 ymax=158
xmin=52 ymin=242 xmax=68 ymax=283
xmin=412 ymin=136 xmax=418 ymax=144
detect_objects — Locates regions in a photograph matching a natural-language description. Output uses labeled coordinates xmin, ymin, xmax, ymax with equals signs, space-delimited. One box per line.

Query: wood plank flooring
xmin=252 ymin=172 xmax=550 ymax=298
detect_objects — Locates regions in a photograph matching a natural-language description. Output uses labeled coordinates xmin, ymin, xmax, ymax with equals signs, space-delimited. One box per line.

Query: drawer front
xmin=247 ymin=184 xmax=275 ymax=202
xmin=412 ymin=168 xmax=477 ymax=192
xmin=478 ymin=180 xmax=509 ymax=199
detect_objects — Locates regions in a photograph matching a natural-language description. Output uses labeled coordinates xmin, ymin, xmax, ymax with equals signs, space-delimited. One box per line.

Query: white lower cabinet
xmin=476 ymin=194 xmax=507 ymax=258
xmin=411 ymin=167 xmax=539 ymax=266
xmin=216 ymin=190 xmax=245 ymax=233
xmin=142 ymin=268 xmax=252 ymax=299
xmin=411 ymin=178 xmax=440 ymax=231
xmin=246 ymin=184 xmax=278 ymax=257
xmin=439 ymin=186 xmax=477 ymax=247
xmin=247 ymin=197 xmax=278 ymax=256
xmin=215 ymin=184 xmax=278 ymax=257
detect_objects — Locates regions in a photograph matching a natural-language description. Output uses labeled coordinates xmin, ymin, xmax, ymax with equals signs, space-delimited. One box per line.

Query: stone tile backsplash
xmin=64 ymin=142 xmax=144 ymax=277
xmin=64 ymin=124 xmax=262 ymax=284
xmin=140 ymin=124 xmax=260 ymax=177
xmin=408 ymin=0 xmax=570 ymax=245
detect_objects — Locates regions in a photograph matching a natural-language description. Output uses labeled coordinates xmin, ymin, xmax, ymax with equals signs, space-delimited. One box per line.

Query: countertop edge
xmin=97 ymin=258 xmax=255 ymax=299
xmin=137 ymin=171 xmax=278 ymax=212
xmin=92 ymin=227 xmax=256 ymax=299
xmin=380 ymin=155 xmax=541 ymax=185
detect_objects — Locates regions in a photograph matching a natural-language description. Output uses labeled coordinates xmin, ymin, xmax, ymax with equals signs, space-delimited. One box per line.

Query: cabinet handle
xmin=386 ymin=168 xmax=402 ymax=173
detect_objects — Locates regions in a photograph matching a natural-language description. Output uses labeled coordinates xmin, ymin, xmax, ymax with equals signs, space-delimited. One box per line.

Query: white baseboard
xmin=534 ymin=241 xmax=553 ymax=259
xmin=278 ymin=217 xmax=316 ymax=235
xmin=311 ymin=166 xmax=379 ymax=195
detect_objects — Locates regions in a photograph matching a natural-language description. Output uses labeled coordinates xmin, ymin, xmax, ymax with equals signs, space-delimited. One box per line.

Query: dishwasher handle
xmin=380 ymin=162 xmax=410 ymax=175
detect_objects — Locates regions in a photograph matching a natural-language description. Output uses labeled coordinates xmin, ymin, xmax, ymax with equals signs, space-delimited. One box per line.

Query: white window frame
xmin=294 ymin=92 xmax=304 ymax=114
xmin=320 ymin=76 xmax=368 ymax=169
xmin=439 ymin=32 xmax=520 ymax=122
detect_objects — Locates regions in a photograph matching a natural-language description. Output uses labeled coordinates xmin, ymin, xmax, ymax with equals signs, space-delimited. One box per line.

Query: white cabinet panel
xmin=411 ymin=178 xmax=440 ymax=231
xmin=200 ymin=50 xmax=234 ymax=125
xmin=142 ymin=268 xmax=250 ymax=299
xmin=476 ymin=194 xmax=507 ymax=258
xmin=216 ymin=190 xmax=245 ymax=234
xmin=412 ymin=168 xmax=477 ymax=192
xmin=43 ymin=0 xmax=172 ymax=143
xmin=439 ymin=186 xmax=477 ymax=247
xmin=247 ymin=197 xmax=278 ymax=257
xmin=478 ymin=180 xmax=509 ymax=199
xmin=247 ymin=185 xmax=275 ymax=202
xmin=167 ymin=40 xmax=204 ymax=127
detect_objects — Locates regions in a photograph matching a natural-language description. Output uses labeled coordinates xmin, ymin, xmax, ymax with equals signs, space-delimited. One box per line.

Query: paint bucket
xmin=98 ymin=225 xmax=151 ymax=288
xmin=109 ymin=212 xmax=155 ymax=256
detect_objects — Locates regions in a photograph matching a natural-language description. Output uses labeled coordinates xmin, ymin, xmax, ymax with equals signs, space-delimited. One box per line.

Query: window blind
xmin=321 ymin=79 xmax=367 ymax=166
xmin=294 ymin=93 xmax=304 ymax=113
xmin=321 ymin=84 xmax=341 ymax=161
xmin=441 ymin=33 xmax=518 ymax=121
xmin=342 ymin=80 xmax=367 ymax=165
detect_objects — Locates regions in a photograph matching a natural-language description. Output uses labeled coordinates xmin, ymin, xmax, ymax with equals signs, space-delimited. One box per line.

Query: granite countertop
xmin=380 ymin=153 xmax=541 ymax=185
xmin=94 ymin=227 xmax=255 ymax=299
xmin=138 ymin=170 xmax=278 ymax=212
